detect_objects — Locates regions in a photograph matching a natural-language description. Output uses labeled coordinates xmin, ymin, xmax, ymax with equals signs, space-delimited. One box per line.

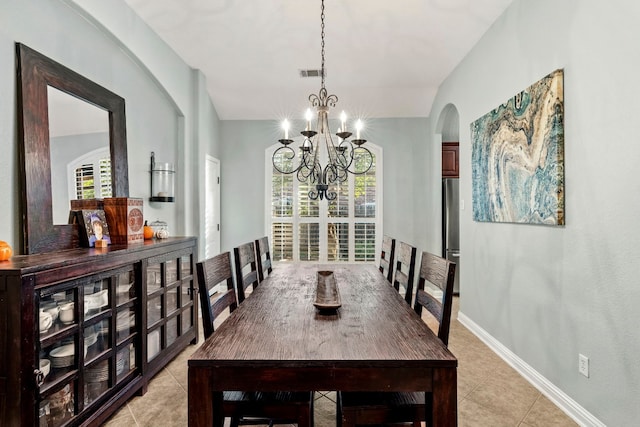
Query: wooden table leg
xmin=212 ymin=391 xmax=224 ymax=427
xmin=431 ymin=367 xmax=457 ymax=427
xmin=189 ymin=367 xmax=223 ymax=427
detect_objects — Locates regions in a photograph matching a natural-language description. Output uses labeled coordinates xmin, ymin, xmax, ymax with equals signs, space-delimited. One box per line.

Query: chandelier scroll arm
xmin=272 ymin=145 xmax=301 ymax=175
xmin=349 ymin=145 xmax=374 ymax=175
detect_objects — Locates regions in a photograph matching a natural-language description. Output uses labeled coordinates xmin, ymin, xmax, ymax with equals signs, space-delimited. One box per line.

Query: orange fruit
xmin=0 ymin=241 xmax=13 ymax=261
xmin=143 ymin=222 xmax=155 ymax=240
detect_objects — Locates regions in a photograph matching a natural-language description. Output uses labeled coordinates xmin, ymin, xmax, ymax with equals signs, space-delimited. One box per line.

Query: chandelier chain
xmin=273 ymin=0 xmax=373 ymax=201
xmin=320 ymin=0 xmax=325 ymax=90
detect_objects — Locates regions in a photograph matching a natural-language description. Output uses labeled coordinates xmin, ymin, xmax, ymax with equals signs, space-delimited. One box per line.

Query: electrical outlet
xmin=579 ymin=354 xmax=589 ymax=377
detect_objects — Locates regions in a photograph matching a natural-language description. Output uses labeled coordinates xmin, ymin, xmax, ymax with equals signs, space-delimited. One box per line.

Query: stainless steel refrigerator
xmin=442 ymin=178 xmax=460 ymax=293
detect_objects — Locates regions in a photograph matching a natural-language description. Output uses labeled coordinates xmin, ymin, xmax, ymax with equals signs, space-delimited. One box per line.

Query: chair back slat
xmin=210 ymin=288 xmax=238 ymax=321
xmin=379 ymin=235 xmax=395 ymax=283
xmin=420 ymin=252 xmax=451 ymax=291
xmin=414 ymin=251 xmax=456 ymax=346
xmin=394 ymin=269 xmax=409 ymax=291
xmin=414 ymin=289 xmax=443 ymax=322
xmin=234 ymin=241 xmax=259 ymax=303
xmin=393 ymin=241 xmax=417 ymax=305
xmin=255 ymin=236 xmax=273 ymax=282
xmin=196 ymin=252 xmax=237 ymax=339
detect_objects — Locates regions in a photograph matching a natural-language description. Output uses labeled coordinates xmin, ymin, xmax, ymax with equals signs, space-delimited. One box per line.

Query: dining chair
xmin=195 ymin=252 xmax=314 ymax=427
xmin=393 ymin=241 xmax=417 ymax=305
xmin=337 ymin=251 xmax=457 ymax=427
xmin=255 ymin=236 xmax=273 ymax=282
xmin=379 ymin=235 xmax=396 ymax=283
xmin=233 ymin=241 xmax=260 ymax=303
xmin=195 ymin=251 xmax=237 ymax=339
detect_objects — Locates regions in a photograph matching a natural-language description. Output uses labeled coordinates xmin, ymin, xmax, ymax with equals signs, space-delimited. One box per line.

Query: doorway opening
xmin=436 ymin=104 xmax=460 ymax=294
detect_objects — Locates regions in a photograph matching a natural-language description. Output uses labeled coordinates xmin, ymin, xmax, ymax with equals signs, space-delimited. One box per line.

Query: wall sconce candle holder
xmin=149 ymin=152 xmax=175 ymax=202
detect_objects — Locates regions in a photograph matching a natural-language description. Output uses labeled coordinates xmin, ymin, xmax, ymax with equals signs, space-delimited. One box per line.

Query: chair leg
xmin=425 ymin=393 xmax=433 ymax=427
xmin=340 ymin=407 xmax=356 ymax=427
xmin=310 ymin=394 xmax=315 ymax=427
xmin=230 ymin=416 xmax=240 ymax=427
xmin=298 ymin=406 xmax=311 ymax=427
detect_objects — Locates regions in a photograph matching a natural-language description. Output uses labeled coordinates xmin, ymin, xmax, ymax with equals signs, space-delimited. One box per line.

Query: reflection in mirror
xmin=16 ymin=43 xmax=128 ymax=254
xmin=48 ymin=86 xmax=111 ymax=224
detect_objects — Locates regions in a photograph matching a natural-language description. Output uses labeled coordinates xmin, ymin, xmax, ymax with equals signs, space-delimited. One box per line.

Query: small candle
xmin=356 ymin=119 xmax=363 ymax=139
xmin=282 ymin=119 xmax=290 ymax=139
xmin=305 ymin=108 xmax=313 ymax=131
xmin=340 ymin=111 xmax=347 ymax=132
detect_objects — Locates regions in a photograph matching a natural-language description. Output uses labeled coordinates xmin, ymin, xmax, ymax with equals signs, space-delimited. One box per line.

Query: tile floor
xmin=104 ymin=297 xmax=578 ymax=426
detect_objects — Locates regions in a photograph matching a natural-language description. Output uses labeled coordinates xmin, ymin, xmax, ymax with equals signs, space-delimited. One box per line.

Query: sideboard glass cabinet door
xmin=36 ymin=265 xmax=140 ymax=427
xmin=145 ymin=249 xmax=196 ymax=366
xmin=0 ymin=237 xmax=197 ymax=426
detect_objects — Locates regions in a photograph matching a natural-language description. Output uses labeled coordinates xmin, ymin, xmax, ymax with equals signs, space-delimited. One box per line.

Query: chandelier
xmin=273 ymin=0 xmax=373 ymax=201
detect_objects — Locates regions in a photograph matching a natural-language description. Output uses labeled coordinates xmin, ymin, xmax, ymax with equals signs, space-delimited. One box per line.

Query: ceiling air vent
xmin=299 ymin=69 xmax=324 ymax=78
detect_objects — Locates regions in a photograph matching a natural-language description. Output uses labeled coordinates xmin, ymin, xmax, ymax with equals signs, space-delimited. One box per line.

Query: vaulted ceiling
xmin=123 ymin=0 xmax=513 ymax=120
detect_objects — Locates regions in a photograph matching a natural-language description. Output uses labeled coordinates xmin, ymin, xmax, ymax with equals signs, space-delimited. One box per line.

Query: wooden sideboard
xmin=0 ymin=237 xmax=198 ymax=426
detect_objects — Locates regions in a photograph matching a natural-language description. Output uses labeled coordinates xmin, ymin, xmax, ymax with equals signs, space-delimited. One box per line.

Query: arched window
xmin=266 ymin=143 xmax=383 ymax=262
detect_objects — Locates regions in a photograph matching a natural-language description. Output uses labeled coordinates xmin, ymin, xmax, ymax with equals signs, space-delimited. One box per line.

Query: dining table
xmin=188 ymin=263 xmax=458 ymax=426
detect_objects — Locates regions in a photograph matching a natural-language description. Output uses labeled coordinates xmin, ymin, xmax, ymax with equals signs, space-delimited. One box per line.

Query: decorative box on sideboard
xmin=103 ymin=197 xmax=145 ymax=245
xmin=71 ymin=198 xmax=145 ymax=246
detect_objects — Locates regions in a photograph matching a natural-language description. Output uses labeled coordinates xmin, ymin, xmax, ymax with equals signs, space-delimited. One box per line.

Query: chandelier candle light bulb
xmin=356 ymin=119 xmax=363 ymax=139
xmin=305 ymin=108 xmax=313 ymax=131
xmin=340 ymin=111 xmax=347 ymax=132
xmin=283 ymin=119 xmax=290 ymax=139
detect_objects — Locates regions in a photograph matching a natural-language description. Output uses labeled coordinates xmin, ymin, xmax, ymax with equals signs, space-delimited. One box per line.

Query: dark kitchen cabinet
xmin=442 ymin=142 xmax=459 ymax=178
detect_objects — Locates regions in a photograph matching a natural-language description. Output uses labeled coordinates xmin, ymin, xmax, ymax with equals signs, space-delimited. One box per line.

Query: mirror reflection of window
xmin=76 ymin=164 xmax=95 ymax=199
xmin=71 ymin=149 xmax=112 ymax=200
xmin=47 ymin=86 xmax=110 ymax=224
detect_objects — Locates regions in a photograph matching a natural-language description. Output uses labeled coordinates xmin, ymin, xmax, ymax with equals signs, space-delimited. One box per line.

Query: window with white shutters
xmin=354 ymin=223 xmax=376 ymax=261
xmin=327 ymin=222 xmax=349 ymax=261
xmin=267 ymin=143 xmax=382 ymax=263
xmin=272 ymin=223 xmax=293 ymax=261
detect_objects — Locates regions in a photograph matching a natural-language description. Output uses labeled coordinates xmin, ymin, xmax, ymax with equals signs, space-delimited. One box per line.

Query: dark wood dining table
xmin=188 ymin=263 xmax=457 ymax=426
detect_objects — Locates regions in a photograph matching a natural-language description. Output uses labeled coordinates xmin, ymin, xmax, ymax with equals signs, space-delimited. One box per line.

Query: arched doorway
xmin=436 ymin=104 xmax=460 ymax=294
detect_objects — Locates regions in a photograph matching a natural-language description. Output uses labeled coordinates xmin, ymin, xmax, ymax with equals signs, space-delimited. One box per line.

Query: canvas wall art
xmin=471 ymin=69 xmax=565 ymax=225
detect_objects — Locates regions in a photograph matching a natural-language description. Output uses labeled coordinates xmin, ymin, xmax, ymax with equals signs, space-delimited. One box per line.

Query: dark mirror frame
xmin=16 ymin=43 xmax=129 ymax=254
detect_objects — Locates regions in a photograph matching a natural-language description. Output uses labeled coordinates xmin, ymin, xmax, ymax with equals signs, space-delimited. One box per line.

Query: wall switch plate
xmin=579 ymin=354 xmax=589 ymax=377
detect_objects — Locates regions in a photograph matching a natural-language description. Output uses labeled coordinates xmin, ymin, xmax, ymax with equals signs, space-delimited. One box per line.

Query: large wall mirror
xmin=16 ymin=43 xmax=129 ymax=254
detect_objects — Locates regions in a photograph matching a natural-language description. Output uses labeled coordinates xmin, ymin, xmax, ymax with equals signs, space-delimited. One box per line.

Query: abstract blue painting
xmin=471 ymin=69 xmax=565 ymax=225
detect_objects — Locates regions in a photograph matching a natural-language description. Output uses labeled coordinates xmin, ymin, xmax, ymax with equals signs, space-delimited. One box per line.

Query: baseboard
xmin=457 ymin=312 xmax=605 ymax=427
